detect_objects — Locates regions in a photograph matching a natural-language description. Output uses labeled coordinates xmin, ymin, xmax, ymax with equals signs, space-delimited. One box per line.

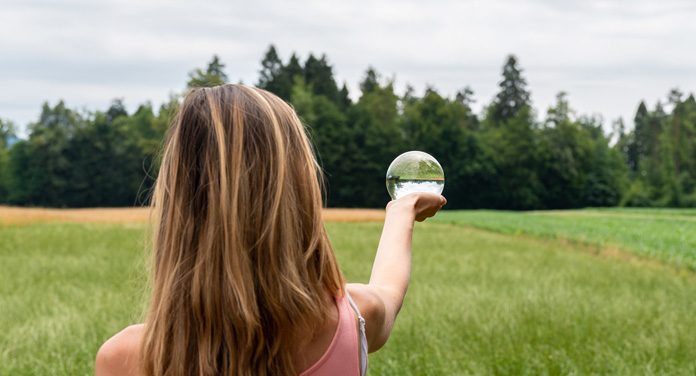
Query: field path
xmin=0 ymin=206 xmax=385 ymax=224
xmin=531 ymin=209 xmax=696 ymax=222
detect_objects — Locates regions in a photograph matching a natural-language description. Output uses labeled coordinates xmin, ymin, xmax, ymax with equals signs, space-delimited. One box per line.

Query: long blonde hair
xmin=142 ymin=84 xmax=345 ymax=376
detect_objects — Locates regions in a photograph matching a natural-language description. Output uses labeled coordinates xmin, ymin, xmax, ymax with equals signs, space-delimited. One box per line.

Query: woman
xmin=96 ymin=84 xmax=446 ymax=375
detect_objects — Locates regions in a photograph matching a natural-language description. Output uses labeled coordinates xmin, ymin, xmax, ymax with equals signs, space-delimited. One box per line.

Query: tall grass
xmin=0 ymin=224 xmax=147 ymax=375
xmin=1 ymin=212 xmax=696 ymax=374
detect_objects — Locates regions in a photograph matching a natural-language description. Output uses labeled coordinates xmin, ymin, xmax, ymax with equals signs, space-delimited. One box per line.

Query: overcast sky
xmin=2 ymin=0 xmax=696 ymax=135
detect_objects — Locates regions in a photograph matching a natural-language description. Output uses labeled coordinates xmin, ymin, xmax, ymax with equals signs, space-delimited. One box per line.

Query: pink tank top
xmin=300 ymin=295 xmax=363 ymax=376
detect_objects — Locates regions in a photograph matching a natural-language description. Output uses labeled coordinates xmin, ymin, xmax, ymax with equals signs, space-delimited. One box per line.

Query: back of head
xmin=142 ymin=84 xmax=344 ymax=376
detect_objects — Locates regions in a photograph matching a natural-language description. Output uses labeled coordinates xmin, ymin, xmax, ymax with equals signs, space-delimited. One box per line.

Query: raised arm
xmin=347 ymin=192 xmax=445 ymax=352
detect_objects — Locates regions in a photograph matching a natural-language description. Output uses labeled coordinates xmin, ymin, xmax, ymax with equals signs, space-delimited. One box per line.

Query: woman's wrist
xmin=385 ymin=196 xmax=417 ymax=221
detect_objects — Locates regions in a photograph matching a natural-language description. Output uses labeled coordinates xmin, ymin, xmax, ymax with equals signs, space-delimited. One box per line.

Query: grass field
xmin=1 ymin=208 xmax=696 ymax=375
xmin=435 ymin=208 xmax=696 ymax=270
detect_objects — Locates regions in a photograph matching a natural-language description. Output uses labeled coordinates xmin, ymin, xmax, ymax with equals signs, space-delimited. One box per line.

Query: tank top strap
xmin=345 ymin=291 xmax=369 ymax=376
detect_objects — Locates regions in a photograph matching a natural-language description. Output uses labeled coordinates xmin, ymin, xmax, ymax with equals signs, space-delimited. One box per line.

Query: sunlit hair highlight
xmin=142 ymin=84 xmax=344 ymax=376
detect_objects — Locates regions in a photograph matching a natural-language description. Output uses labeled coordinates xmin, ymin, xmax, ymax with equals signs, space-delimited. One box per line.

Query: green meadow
xmin=434 ymin=208 xmax=696 ymax=270
xmin=2 ymin=210 xmax=696 ymax=375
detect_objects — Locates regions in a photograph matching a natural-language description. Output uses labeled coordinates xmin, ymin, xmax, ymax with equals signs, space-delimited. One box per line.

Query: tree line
xmin=0 ymin=45 xmax=694 ymax=209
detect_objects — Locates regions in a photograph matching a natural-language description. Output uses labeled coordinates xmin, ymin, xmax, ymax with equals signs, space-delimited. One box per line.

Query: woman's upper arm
xmin=346 ymin=283 xmax=391 ymax=352
xmin=95 ymin=324 xmax=144 ymax=376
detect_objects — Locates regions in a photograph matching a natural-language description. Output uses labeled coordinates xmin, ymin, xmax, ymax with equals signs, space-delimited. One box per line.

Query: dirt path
xmin=0 ymin=206 xmax=385 ymax=225
xmin=530 ymin=209 xmax=696 ymax=222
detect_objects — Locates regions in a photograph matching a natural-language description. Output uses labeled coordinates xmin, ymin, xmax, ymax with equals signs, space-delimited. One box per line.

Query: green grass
xmin=2 ymin=210 xmax=696 ymax=374
xmin=435 ymin=209 xmax=696 ymax=270
xmin=0 ymin=224 xmax=147 ymax=375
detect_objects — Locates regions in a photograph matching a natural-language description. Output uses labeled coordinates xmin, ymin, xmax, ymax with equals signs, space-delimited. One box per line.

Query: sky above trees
xmin=2 ymin=0 xmax=696 ymax=133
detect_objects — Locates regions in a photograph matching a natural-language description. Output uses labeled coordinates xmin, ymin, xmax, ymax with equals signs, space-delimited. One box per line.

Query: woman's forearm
xmin=355 ymin=193 xmax=444 ymax=350
xmin=368 ymin=199 xmax=416 ymax=318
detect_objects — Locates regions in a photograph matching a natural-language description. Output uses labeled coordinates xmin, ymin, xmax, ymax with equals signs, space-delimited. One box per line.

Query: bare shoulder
xmin=95 ymin=324 xmax=145 ymax=376
xmin=346 ymin=283 xmax=387 ymax=352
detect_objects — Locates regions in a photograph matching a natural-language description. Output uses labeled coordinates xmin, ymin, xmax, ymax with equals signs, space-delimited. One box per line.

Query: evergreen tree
xmin=626 ymin=101 xmax=649 ymax=172
xmin=272 ymin=52 xmax=305 ymax=101
xmin=304 ymin=54 xmax=340 ymax=102
xmin=282 ymin=54 xmax=304 ymax=86
xmin=187 ymin=55 xmax=228 ymax=88
xmin=480 ymin=56 xmax=539 ymax=208
xmin=338 ymin=83 xmax=352 ymax=111
xmin=359 ymin=67 xmax=379 ymax=95
xmin=257 ymin=45 xmax=287 ymax=97
xmin=258 ymin=45 xmax=282 ymax=87
xmin=106 ymin=99 xmax=128 ymax=123
xmin=668 ymin=89 xmax=688 ymax=177
xmin=634 ymin=101 xmax=668 ymax=204
xmin=489 ymin=55 xmax=531 ymax=125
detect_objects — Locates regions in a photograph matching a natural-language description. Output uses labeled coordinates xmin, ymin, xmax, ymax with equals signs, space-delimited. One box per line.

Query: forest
xmin=0 ymin=45 xmax=694 ymax=209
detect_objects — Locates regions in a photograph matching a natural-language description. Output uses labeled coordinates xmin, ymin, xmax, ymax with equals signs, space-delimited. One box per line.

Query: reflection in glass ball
xmin=386 ymin=151 xmax=445 ymax=200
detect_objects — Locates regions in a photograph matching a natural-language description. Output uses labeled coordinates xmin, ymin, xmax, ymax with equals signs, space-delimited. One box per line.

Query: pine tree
xmin=338 ymin=83 xmax=351 ymax=111
xmin=106 ymin=99 xmax=128 ymax=123
xmin=257 ymin=45 xmax=285 ymax=95
xmin=276 ymin=53 xmax=305 ymax=101
xmin=284 ymin=53 xmax=304 ymax=83
xmin=490 ymin=55 xmax=531 ymax=125
xmin=359 ymin=68 xmax=379 ymax=95
xmin=627 ymin=101 xmax=649 ymax=172
xmin=668 ymin=88 xmax=684 ymax=176
xmin=186 ymin=55 xmax=228 ymax=88
xmin=304 ymin=54 xmax=339 ymax=102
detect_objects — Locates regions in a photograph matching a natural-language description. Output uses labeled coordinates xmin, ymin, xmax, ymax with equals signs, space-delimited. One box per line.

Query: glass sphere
xmin=386 ymin=151 xmax=445 ymax=200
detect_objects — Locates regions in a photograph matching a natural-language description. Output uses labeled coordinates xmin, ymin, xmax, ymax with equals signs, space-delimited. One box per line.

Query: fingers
xmin=386 ymin=193 xmax=446 ymax=221
xmin=414 ymin=194 xmax=446 ymax=222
